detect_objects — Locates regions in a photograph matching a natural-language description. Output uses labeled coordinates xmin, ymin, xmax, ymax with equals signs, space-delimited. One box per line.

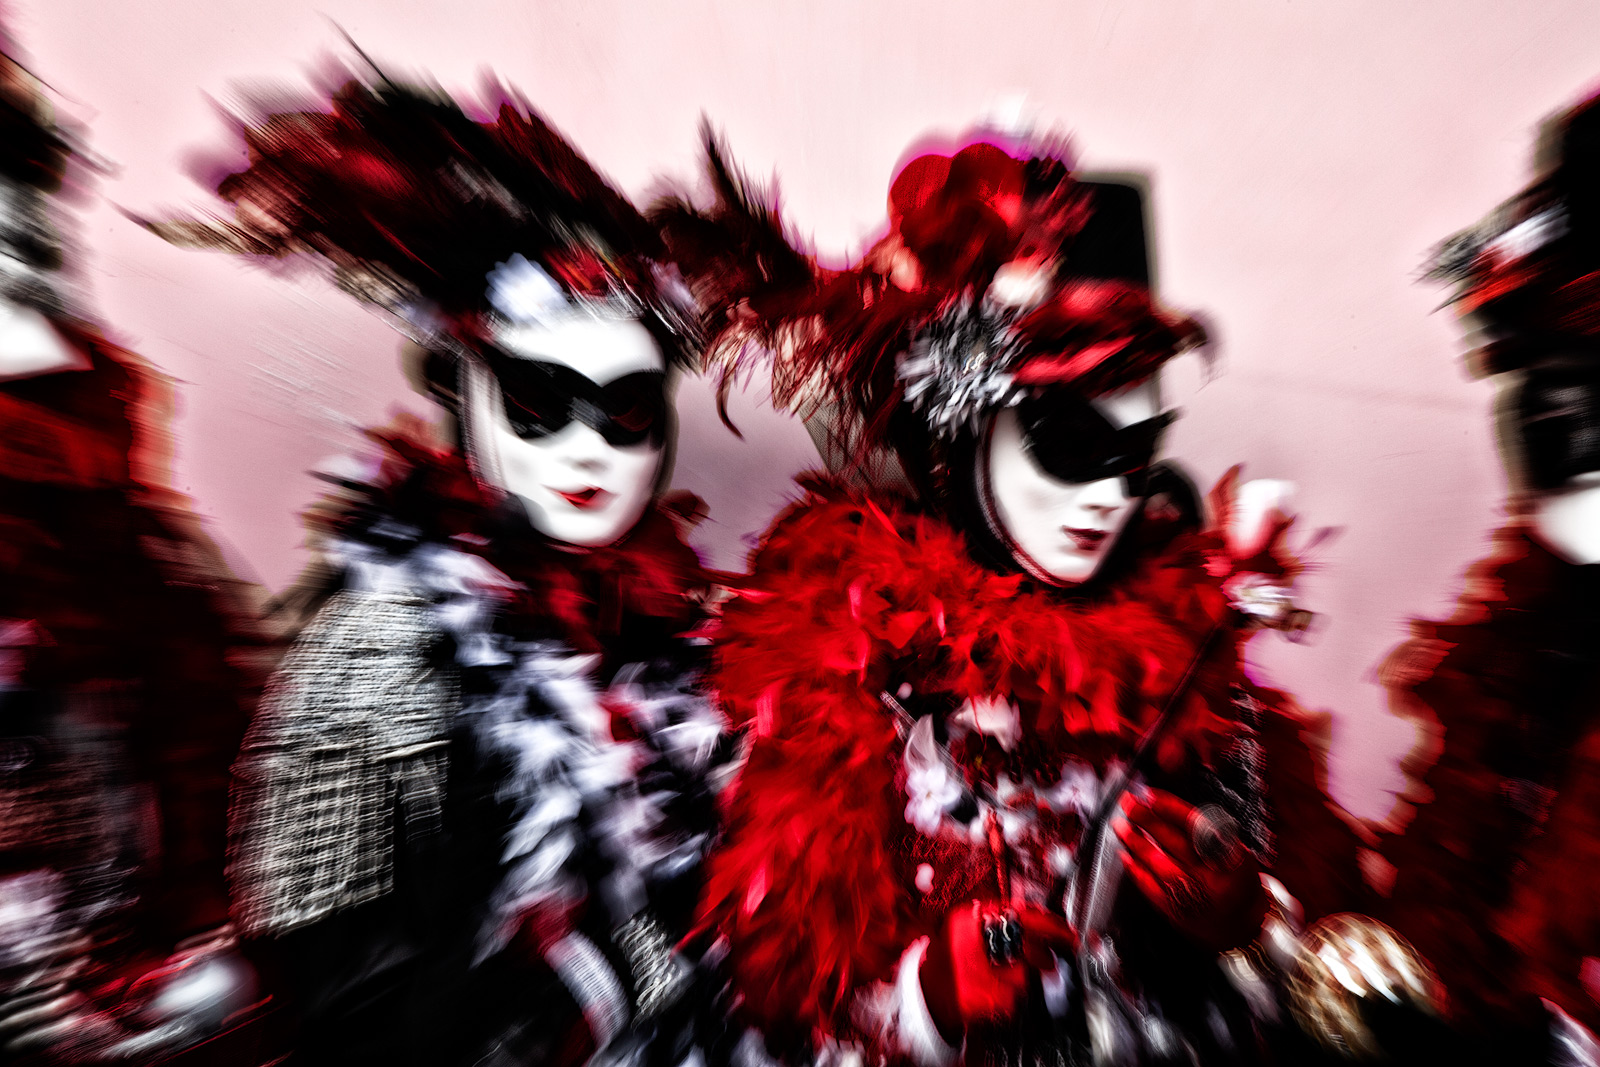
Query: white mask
xmin=1531 ymin=470 xmax=1600 ymax=565
xmin=982 ymin=381 xmax=1160 ymax=585
xmin=0 ymin=296 xmax=86 ymax=382
xmin=465 ymin=315 xmax=666 ymax=548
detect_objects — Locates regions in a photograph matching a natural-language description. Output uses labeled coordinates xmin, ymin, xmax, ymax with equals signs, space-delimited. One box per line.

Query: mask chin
xmin=947 ymin=399 xmax=1187 ymax=588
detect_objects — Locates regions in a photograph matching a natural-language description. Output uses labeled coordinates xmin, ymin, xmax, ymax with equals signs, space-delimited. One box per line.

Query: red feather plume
xmin=655 ymin=129 xmax=1201 ymax=473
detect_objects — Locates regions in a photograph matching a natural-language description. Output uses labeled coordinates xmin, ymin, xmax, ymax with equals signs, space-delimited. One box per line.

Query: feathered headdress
xmin=0 ymin=37 xmax=78 ymax=317
xmin=1427 ymin=89 xmax=1600 ymax=374
xmin=653 ymin=127 xmax=1204 ymax=475
xmin=143 ymin=66 xmax=698 ymax=387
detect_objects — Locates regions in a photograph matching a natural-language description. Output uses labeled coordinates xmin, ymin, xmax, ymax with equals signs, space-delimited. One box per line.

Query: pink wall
xmin=13 ymin=0 xmax=1600 ymax=819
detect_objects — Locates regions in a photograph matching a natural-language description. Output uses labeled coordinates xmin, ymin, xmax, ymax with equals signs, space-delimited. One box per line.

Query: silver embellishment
xmin=487 ymin=252 xmax=646 ymax=330
xmin=0 ymin=176 xmax=71 ymax=318
xmin=614 ymin=912 xmax=689 ymax=1019
xmin=1426 ymin=204 xmax=1567 ymax=285
xmin=897 ymin=300 xmax=1025 ymax=439
xmin=1189 ymin=804 xmax=1245 ymax=872
xmin=1217 ymin=688 xmax=1275 ymax=865
xmin=548 ymin=931 xmax=630 ymax=1047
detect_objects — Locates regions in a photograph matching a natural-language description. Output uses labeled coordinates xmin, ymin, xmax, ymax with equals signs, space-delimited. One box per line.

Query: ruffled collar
xmin=321 ymin=428 xmax=710 ymax=663
xmin=714 ymin=476 xmax=1248 ymax=775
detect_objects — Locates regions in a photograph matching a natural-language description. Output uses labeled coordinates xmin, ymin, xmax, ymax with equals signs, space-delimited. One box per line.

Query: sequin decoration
xmin=897 ymin=299 xmax=1025 ymax=440
xmin=228 ymin=589 xmax=454 ymax=935
xmin=615 ymin=911 xmax=689 ymax=1019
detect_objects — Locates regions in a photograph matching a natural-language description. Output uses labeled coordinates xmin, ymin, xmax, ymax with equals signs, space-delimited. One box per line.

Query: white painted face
xmin=984 ymin=380 xmax=1159 ymax=585
xmin=0 ymin=296 xmax=86 ymax=382
xmin=468 ymin=315 xmax=666 ymax=548
xmin=1532 ymin=470 xmax=1600 ymax=565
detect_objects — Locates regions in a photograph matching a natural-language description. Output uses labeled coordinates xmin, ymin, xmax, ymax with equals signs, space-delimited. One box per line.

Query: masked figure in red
xmin=657 ymin=132 xmax=1397 ymax=1065
xmin=1378 ymin=89 xmax=1600 ymax=1064
xmin=0 ymin=34 xmax=269 ymax=1065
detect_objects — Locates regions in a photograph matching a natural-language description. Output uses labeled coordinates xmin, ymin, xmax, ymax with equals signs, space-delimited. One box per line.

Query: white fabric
xmin=886 ymin=938 xmax=961 ymax=1067
xmin=0 ymin=302 xmax=87 ymax=382
xmin=1532 ymin=473 xmax=1600 ymax=565
xmin=1548 ymin=999 xmax=1600 ymax=1067
xmin=230 ymin=589 xmax=453 ymax=935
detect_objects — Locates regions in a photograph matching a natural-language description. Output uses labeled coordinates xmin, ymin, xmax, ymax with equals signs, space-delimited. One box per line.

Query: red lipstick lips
xmin=1064 ymin=527 xmax=1109 ymax=552
xmin=556 ymin=487 xmax=608 ymax=510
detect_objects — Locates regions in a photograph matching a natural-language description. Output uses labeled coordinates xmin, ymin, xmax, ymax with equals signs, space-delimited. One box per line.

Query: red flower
xmin=889 ymin=143 xmax=1029 ymax=287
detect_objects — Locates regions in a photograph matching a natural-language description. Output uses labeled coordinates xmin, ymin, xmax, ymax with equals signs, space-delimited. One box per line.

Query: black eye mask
xmin=485 ymin=350 xmax=667 ymax=448
xmin=1014 ymin=390 xmax=1174 ymax=496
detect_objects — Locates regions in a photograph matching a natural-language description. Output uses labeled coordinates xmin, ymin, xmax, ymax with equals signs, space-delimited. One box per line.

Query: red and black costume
xmin=1381 ymin=524 xmax=1600 ymax=1043
xmin=0 ymin=42 xmax=269 ymax=1063
xmin=706 ymin=479 xmax=1366 ymax=1063
xmin=658 ymin=131 xmax=1372 ymax=1064
xmin=1378 ymin=90 xmax=1600 ymax=1059
xmin=2 ymin=329 xmax=264 ymax=944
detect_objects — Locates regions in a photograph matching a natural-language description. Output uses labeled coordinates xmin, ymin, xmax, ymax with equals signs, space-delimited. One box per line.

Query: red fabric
xmin=1498 ymin=727 xmax=1600 ymax=1034
xmin=0 ymin=320 xmax=141 ymax=490
xmin=1378 ymin=523 xmax=1600 ymax=1029
xmin=917 ymin=902 xmax=1031 ymax=1037
xmin=1461 ymin=250 xmax=1600 ymax=372
xmin=1008 ymin=281 xmax=1205 ymax=399
xmin=701 ymin=480 xmax=1248 ymax=1038
xmin=1248 ymin=686 xmax=1371 ymax=925
xmin=493 ymin=501 xmax=708 ymax=658
xmin=0 ymin=323 xmax=268 ymax=940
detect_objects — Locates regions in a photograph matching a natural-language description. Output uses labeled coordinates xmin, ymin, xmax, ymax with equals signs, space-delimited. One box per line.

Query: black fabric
xmin=1514 ymin=353 xmax=1600 ymax=489
xmin=1 ymin=480 xmax=257 ymax=940
xmin=1064 ymin=179 xmax=1152 ymax=286
xmin=1552 ymin=98 xmax=1600 ymax=278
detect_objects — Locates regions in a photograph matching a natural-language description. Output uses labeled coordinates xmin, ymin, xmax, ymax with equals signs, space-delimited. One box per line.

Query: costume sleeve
xmin=1248 ymin=687 xmax=1372 ymax=923
xmin=228 ymin=540 xmax=492 ymax=937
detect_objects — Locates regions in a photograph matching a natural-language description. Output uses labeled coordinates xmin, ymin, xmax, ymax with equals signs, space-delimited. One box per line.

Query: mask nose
xmin=1073 ymin=476 xmax=1132 ymax=522
xmin=557 ymin=422 xmax=612 ymax=474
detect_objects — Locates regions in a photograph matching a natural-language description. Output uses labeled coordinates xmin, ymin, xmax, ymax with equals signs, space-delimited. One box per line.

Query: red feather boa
xmin=702 ymin=479 xmax=1252 ymax=1037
